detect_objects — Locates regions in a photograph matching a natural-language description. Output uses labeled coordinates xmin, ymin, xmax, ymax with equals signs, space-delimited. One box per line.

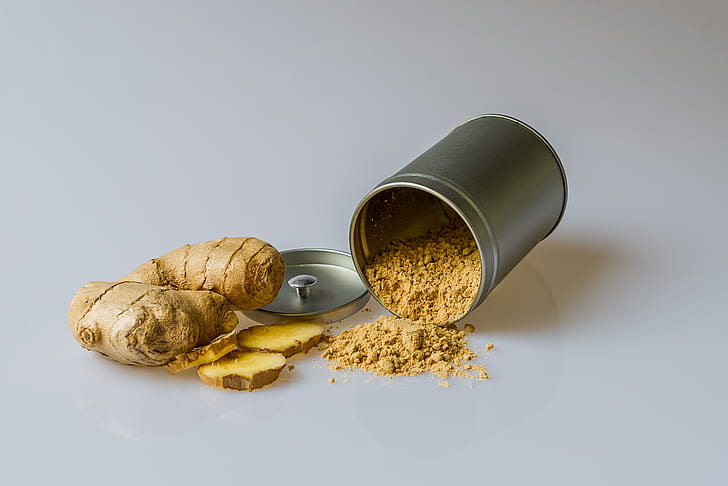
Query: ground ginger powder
xmin=362 ymin=219 xmax=481 ymax=324
xmin=323 ymin=218 xmax=490 ymax=383
xmin=321 ymin=316 xmax=488 ymax=380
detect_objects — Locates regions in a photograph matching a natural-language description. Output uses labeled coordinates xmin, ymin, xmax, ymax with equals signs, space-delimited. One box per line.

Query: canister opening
xmin=350 ymin=185 xmax=484 ymax=322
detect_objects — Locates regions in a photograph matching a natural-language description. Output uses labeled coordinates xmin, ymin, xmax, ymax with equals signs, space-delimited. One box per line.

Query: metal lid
xmin=241 ymin=248 xmax=369 ymax=324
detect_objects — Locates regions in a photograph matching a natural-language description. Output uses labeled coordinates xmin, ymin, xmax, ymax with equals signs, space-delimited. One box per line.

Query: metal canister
xmin=349 ymin=114 xmax=567 ymax=319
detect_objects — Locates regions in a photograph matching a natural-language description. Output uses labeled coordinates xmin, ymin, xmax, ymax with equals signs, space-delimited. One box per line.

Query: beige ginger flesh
xmin=197 ymin=351 xmax=287 ymax=391
xmin=237 ymin=322 xmax=325 ymax=357
xmin=165 ymin=330 xmax=238 ymax=374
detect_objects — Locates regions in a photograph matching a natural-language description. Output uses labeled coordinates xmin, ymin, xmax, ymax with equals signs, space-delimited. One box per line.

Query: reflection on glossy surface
xmin=72 ymin=355 xmax=214 ymax=442
xmin=354 ymin=257 xmax=562 ymax=457
xmin=6 ymin=2 xmax=727 ymax=482
xmin=68 ymin=237 xmax=625 ymax=455
xmin=351 ymin=237 xmax=626 ymax=457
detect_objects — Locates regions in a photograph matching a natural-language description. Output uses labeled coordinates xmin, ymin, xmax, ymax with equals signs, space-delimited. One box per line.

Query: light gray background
xmin=1 ymin=1 xmax=726 ymax=484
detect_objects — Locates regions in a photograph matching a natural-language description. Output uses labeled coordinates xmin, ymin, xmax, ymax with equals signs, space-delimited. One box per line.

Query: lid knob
xmin=288 ymin=274 xmax=318 ymax=298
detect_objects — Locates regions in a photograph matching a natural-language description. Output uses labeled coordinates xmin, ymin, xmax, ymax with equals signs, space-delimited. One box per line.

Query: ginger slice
xmin=237 ymin=322 xmax=325 ymax=357
xmin=165 ymin=330 xmax=238 ymax=375
xmin=197 ymin=351 xmax=286 ymax=391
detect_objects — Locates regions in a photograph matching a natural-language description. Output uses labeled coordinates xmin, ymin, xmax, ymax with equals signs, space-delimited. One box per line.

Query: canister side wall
xmin=393 ymin=115 xmax=566 ymax=287
xmin=349 ymin=114 xmax=566 ymax=319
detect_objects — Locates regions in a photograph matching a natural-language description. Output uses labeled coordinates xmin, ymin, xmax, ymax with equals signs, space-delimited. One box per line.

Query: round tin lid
xmin=241 ymin=248 xmax=369 ymax=324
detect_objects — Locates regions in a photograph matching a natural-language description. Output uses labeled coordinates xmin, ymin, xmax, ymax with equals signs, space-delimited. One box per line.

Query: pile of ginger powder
xmin=322 ymin=219 xmax=491 ymax=383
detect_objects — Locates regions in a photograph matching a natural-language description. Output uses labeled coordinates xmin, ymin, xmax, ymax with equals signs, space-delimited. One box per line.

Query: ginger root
xmin=197 ymin=351 xmax=287 ymax=391
xmin=68 ymin=237 xmax=285 ymax=366
xmin=120 ymin=236 xmax=284 ymax=311
xmin=69 ymin=281 xmax=238 ymax=366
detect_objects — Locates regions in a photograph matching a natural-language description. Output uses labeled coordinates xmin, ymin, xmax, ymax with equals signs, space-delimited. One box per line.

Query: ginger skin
xmin=69 ymin=281 xmax=238 ymax=366
xmin=120 ymin=237 xmax=284 ymax=311
xmin=68 ymin=237 xmax=285 ymax=366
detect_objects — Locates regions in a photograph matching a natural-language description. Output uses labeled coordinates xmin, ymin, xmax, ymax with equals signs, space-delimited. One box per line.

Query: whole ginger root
xmin=119 ymin=237 xmax=284 ymax=311
xmin=68 ymin=237 xmax=285 ymax=366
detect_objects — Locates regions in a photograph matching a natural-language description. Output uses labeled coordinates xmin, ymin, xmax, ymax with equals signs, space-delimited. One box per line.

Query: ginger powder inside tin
xmin=362 ymin=219 xmax=481 ymax=324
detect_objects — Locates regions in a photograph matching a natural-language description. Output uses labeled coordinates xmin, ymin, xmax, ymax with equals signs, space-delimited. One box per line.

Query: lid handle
xmin=288 ymin=274 xmax=318 ymax=298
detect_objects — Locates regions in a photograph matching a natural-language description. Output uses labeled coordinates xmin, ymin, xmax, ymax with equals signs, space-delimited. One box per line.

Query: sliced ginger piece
xmin=237 ymin=322 xmax=325 ymax=357
xmin=165 ymin=330 xmax=238 ymax=375
xmin=197 ymin=351 xmax=286 ymax=391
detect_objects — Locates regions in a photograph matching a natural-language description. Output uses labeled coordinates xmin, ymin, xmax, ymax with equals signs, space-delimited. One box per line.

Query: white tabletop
xmin=2 ymin=1 xmax=726 ymax=485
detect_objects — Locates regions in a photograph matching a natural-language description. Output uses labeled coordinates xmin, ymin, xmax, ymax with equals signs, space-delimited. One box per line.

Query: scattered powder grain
xmin=485 ymin=343 xmax=494 ymax=351
xmin=321 ymin=315 xmax=488 ymax=381
xmin=328 ymin=378 xmax=335 ymax=384
xmin=288 ymin=364 xmax=295 ymax=371
xmin=363 ymin=219 xmax=481 ymax=324
xmin=438 ymin=381 xmax=451 ymax=388
xmin=463 ymin=324 xmax=475 ymax=333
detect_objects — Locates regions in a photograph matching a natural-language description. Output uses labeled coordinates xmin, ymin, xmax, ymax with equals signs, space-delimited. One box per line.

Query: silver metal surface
xmin=288 ymin=274 xmax=317 ymax=298
xmin=350 ymin=114 xmax=567 ymax=322
xmin=242 ymin=249 xmax=369 ymax=324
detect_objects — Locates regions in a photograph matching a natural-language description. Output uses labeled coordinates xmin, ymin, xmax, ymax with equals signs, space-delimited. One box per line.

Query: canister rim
xmin=280 ymin=247 xmax=353 ymax=259
xmin=349 ymin=181 xmax=490 ymax=319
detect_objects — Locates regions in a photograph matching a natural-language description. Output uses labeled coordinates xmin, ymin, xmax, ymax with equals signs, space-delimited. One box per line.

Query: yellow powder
xmin=362 ymin=219 xmax=481 ymax=324
xmin=321 ymin=316 xmax=488 ymax=381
